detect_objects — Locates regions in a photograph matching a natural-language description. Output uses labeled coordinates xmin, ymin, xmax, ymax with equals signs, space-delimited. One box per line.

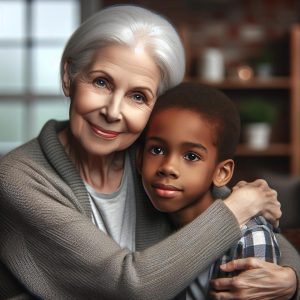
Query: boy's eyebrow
xmin=146 ymin=137 xmax=208 ymax=153
xmin=146 ymin=136 xmax=165 ymax=143
xmin=182 ymin=142 xmax=207 ymax=153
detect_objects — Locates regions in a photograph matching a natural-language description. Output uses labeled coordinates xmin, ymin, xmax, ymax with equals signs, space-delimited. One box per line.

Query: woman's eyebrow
xmin=134 ymin=86 xmax=156 ymax=98
xmin=87 ymin=71 xmax=156 ymax=97
xmin=88 ymin=70 xmax=114 ymax=82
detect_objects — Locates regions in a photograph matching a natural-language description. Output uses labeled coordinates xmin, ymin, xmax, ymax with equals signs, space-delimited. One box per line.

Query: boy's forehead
xmin=148 ymin=108 xmax=215 ymax=137
xmin=145 ymin=108 xmax=219 ymax=160
xmin=149 ymin=107 xmax=208 ymax=128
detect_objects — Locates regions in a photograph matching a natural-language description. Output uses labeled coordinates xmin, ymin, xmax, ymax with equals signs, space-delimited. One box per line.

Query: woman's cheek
xmin=127 ymin=106 xmax=153 ymax=134
xmin=72 ymin=93 xmax=100 ymax=114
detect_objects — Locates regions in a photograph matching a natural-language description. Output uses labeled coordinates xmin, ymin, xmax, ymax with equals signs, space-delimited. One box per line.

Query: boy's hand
xmin=210 ymin=258 xmax=297 ymax=299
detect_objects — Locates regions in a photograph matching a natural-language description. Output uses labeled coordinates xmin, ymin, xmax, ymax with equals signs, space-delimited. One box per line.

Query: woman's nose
xmin=100 ymin=93 xmax=123 ymax=122
xmin=156 ymin=158 xmax=179 ymax=179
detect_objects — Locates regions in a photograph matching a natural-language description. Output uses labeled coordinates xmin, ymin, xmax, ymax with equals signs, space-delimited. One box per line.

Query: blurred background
xmin=0 ymin=0 xmax=299 ymax=250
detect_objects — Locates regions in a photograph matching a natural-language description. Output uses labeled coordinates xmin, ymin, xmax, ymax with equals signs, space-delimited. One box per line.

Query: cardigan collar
xmin=38 ymin=119 xmax=172 ymax=251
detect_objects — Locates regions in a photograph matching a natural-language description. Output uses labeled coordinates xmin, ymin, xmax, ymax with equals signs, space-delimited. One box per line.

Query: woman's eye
xmin=132 ymin=93 xmax=146 ymax=104
xmin=94 ymin=78 xmax=108 ymax=88
xmin=184 ymin=152 xmax=200 ymax=161
xmin=150 ymin=146 xmax=164 ymax=155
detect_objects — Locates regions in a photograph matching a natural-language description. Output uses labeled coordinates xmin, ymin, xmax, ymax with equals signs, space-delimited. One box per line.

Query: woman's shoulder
xmin=0 ymin=138 xmax=49 ymax=216
xmin=0 ymin=139 xmax=46 ymax=190
xmin=0 ymin=120 xmax=68 ymax=188
xmin=0 ymin=137 xmax=40 ymax=169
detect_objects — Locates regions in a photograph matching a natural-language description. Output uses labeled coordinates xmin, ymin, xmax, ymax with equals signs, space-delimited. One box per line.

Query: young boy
xmin=137 ymin=82 xmax=280 ymax=299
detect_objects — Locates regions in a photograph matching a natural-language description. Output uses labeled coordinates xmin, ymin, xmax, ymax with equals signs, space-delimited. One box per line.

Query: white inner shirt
xmin=85 ymin=152 xmax=136 ymax=251
xmin=85 ymin=152 xmax=212 ymax=298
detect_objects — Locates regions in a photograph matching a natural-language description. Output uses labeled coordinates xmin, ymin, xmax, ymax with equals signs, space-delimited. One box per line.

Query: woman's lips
xmin=152 ymin=183 xmax=182 ymax=198
xmin=89 ymin=122 xmax=120 ymax=139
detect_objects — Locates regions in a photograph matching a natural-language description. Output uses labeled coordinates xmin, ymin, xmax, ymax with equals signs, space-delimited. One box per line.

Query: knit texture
xmin=0 ymin=120 xmax=299 ymax=299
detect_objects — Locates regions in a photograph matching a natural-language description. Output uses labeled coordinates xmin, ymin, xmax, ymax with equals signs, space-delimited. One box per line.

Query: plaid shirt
xmin=212 ymin=215 xmax=281 ymax=278
xmin=185 ymin=215 xmax=280 ymax=299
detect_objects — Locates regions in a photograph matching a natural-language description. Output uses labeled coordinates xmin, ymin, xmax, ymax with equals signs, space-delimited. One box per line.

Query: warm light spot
xmin=237 ymin=65 xmax=254 ymax=81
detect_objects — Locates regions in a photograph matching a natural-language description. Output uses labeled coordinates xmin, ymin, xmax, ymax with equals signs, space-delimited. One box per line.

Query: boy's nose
xmin=156 ymin=159 xmax=179 ymax=179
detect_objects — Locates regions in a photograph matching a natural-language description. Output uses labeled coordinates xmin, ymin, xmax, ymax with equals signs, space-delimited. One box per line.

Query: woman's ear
xmin=62 ymin=62 xmax=71 ymax=97
xmin=213 ymin=159 xmax=234 ymax=187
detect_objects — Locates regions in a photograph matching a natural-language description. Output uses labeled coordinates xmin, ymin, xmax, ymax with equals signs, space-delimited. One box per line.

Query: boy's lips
xmin=89 ymin=122 xmax=120 ymax=139
xmin=152 ymin=183 xmax=182 ymax=198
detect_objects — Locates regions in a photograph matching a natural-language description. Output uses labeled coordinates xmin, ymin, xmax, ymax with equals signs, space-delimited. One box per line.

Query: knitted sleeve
xmin=0 ymin=155 xmax=241 ymax=300
xmin=276 ymin=233 xmax=300 ymax=300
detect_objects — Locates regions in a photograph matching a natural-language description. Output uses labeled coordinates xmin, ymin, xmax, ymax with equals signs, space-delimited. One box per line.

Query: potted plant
xmin=239 ymin=98 xmax=278 ymax=149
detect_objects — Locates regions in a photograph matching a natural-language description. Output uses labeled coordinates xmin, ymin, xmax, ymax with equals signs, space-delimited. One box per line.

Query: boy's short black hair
xmin=146 ymin=82 xmax=241 ymax=162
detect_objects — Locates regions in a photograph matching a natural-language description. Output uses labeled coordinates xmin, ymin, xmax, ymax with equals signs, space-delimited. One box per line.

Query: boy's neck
xmin=170 ymin=192 xmax=215 ymax=228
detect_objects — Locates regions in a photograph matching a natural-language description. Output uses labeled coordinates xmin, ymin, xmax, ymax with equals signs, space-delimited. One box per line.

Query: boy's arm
xmin=238 ymin=216 xmax=280 ymax=263
xmin=212 ymin=216 xmax=280 ymax=279
xmin=241 ymin=231 xmax=300 ymax=300
xmin=211 ymin=217 xmax=299 ymax=299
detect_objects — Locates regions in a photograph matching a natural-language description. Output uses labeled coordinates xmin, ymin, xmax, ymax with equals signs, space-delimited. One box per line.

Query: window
xmin=0 ymin=0 xmax=80 ymax=153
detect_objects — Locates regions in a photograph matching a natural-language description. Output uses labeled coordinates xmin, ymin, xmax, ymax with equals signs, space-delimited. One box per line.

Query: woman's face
xmin=64 ymin=44 xmax=160 ymax=156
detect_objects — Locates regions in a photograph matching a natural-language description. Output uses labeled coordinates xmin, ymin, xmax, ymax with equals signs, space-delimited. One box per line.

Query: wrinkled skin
xmin=210 ymin=258 xmax=297 ymax=300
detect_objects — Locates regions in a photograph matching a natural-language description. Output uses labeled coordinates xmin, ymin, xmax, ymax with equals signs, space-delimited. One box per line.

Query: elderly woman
xmin=0 ymin=5 xmax=299 ymax=300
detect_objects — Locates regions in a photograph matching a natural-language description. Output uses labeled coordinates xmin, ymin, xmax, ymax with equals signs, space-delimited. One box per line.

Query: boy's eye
xmin=94 ymin=78 xmax=108 ymax=88
xmin=184 ymin=152 xmax=200 ymax=161
xmin=150 ymin=146 xmax=164 ymax=155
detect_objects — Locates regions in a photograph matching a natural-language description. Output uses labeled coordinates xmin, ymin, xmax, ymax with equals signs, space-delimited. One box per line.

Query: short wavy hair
xmin=60 ymin=4 xmax=185 ymax=96
xmin=146 ymin=82 xmax=241 ymax=162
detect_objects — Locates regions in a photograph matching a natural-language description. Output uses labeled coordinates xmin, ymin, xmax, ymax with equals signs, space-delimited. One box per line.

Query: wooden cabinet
xmin=184 ymin=25 xmax=300 ymax=183
xmin=290 ymin=25 xmax=300 ymax=176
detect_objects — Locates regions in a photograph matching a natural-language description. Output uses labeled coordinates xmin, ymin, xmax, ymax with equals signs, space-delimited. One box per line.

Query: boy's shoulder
xmin=212 ymin=186 xmax=231 ymax=200
xmin=241 ymin=215 xmax=275 ymax=234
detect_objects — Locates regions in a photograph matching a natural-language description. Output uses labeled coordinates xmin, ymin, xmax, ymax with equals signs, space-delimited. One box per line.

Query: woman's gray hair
xmin=60 ymin=4 xmax=185 ymax=96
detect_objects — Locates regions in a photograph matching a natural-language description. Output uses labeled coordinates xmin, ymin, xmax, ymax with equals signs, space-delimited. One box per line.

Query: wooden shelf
xmin=185 ymin=77 xmax=291 ymax=89
xmin=236 ymin=144 xmax=291 ymax=156
xmin=183 ymin=25 xmax=300 ymax=176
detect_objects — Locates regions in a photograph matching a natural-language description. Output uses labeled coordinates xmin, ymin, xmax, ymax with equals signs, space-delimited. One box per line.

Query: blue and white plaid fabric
xmin=185 ymin=216 xmax=280 ymax=299
xmin=212 ymin=215 xmax=281 ymax=278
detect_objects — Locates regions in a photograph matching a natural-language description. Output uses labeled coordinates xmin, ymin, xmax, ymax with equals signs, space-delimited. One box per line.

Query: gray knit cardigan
xmin=0 ymin=120 xmax=299 ymax=300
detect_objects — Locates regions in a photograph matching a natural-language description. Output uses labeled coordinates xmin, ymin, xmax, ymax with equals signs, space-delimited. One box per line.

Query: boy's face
xmin=141 ymin=108 xmax=221 ymax=215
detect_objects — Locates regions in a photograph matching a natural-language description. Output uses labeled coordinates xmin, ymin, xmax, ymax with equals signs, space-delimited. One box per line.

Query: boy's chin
xmin=150 ymin=200 xmax=177 ymax=214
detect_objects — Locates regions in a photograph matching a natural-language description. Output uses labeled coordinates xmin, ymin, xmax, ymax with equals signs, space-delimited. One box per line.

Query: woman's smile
xmin=88 ymin=122 xmax=121 ymax=139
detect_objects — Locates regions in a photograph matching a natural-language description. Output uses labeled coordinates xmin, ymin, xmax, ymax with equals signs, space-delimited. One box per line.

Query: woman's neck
xmin=81 ymin=151 xmax=125 ymax=193
xmin=58 ymin=128 xmax=125 ymax=193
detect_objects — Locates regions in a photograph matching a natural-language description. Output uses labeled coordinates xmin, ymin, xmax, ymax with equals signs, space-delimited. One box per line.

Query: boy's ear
xmin=136 ymin=146 xmax=143 ymax=175
xmin=62 ymin=62 xmax=71 ymax=97
xmin=213 ymin=159 xmax=234 ymax=187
